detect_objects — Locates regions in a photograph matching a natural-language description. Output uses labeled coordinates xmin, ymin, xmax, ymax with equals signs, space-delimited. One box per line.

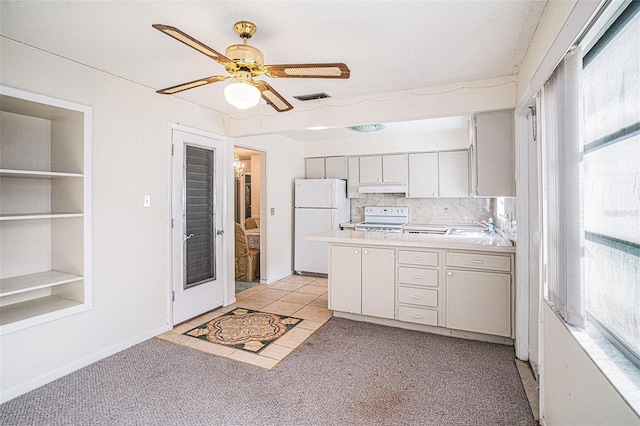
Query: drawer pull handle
xmin=471 ymin=259 xmax=484 ymax=264
xmin=413 ymin=256 xmax=424 ymax=260
xmin=411 ymin=295 xmax=423 ymax=299
xmin=411 ymin=275 xmax=424 ymax=279
xmin=412 ymin=314 xmax=423 ymax=319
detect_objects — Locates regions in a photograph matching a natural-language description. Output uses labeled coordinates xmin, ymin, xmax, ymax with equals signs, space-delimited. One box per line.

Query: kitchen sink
xmin=447 ymin=228 xmax=492 ymax=237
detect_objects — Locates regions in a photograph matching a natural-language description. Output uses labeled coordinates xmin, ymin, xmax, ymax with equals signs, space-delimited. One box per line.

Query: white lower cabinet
xmin=329 ymin=245 xmax=395 ymax=319
xmin=445 ymin=251 xmax=512 ymax=337
xmin=396 ymin=249 xmax=442 ymax=326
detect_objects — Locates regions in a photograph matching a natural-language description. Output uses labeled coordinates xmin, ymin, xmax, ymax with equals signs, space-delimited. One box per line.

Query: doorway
xmin=233 ymin=147 xmax=263 ymax=294
xmin=171 ymin=128 xmax=226 ymax=325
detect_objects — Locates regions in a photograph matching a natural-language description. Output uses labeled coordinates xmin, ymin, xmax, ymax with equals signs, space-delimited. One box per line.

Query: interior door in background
xmin=171 ymin=130 xmax=225 ymax=325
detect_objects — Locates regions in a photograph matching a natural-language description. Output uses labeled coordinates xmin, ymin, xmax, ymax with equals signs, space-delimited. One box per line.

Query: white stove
xmin=355 ymin=206 xmax=409 ymax=233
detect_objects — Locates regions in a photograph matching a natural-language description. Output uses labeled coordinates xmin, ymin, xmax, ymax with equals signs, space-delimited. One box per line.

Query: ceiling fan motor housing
xmin=225 ymin=44 xmax=264 ymax=72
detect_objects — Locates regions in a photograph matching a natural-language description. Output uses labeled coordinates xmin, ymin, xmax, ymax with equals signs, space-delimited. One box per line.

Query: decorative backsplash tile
xmin=350 ymin=194 xmax=493 ymax=224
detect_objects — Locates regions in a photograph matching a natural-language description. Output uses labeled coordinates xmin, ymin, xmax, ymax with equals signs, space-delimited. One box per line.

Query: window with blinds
xmin=184 ymin=145 xmax=216 ymax=287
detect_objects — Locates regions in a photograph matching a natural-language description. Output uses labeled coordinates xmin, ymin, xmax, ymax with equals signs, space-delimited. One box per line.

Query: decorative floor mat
xmin=184 ymin=308 xmax=302 ymax=353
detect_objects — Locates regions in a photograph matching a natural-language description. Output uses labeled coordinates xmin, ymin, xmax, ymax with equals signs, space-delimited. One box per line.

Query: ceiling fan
xmin=153 ymin=21 xmax=350 ymax=112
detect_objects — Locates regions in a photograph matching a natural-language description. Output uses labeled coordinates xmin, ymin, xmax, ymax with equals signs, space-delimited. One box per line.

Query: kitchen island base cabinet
xmin=329 ymin=245 xmax=394 ymax=319
xmin=445 ymin=269 xmax=511 ymax=337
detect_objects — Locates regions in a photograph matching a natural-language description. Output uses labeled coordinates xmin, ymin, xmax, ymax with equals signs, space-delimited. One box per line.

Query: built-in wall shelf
xmin=0 ymin=271 xmax=84 ymax=297
xmin=0 ymin=85 xmax=92 ymax=335
xmin=0 ymin=169 xmax=84 ymax=179
xmin=0 ymin=213 xmax=84 ymax=221
xmin=0 ymin=296 xmax=85 ymax=331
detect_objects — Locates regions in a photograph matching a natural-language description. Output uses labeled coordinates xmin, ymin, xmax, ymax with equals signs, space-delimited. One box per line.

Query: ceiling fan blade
xmin=152 ymin=24 xmax=233 ymax=65
xmin=254 ymin=81 xmax=293 ymax=112
xmin=262 ymin=63 xmax=350 ymax=79
xmin=156 ymin=76 xmax=229 ymax=95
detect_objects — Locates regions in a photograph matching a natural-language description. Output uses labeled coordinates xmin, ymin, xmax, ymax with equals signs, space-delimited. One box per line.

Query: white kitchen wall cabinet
xmin=359 ymin=154 xmax=407 ymax=185
xmin=408 ymin=150 xmax=469 ymax=198
xmin=346 ymin=157 xmax=360 ymax=198
xmin=473 ymin=109 xmax=515 ymax=197
xmin=324 ymin=156 xmax=347 ymax=179
xmin=445 ymin=251 xmax=512 ymax=337
xmin=438 ymin=150 xmax=470 ymax=197
xmin=329 ymin=245 xmax=395 ymax=319
xmin=305 ymin=157 xmax=325 ymax=179
xmin=0 ymin=86 xmax=92 ymax=335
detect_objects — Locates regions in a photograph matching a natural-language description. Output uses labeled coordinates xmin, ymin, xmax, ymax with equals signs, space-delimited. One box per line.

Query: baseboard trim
xmin=0 ymin=325 xmax=169 ymax=403
xmin=265 ymin=270 xmax=294 ymax=285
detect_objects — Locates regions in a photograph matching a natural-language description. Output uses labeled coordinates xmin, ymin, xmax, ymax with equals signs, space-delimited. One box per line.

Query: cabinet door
xmin=305 ymin=157 xmax=325 ymax=179
xmin=474 ymin=110 xmax=515 ymax=196
xmin=408 ymin=152 xmax=439 ymax=197
xmin=361 ymin=247 xmax=395 ymax=319
xmin=329 ymin=245 xmax=362 ymax=314
xmin=347 ymin=157 xmax=360 ymax=198
xmin=382 ymin=154 xmax=407 ymax=184
xmin=439 ymin=150 xmax=469 ymax=197
xmin=359 ymin=155 xmax=382 ymax=184
xmin=325 ymin=156 xmax=347 ymax=179
xmin=445 ymin=269 xmax=511 ymax=337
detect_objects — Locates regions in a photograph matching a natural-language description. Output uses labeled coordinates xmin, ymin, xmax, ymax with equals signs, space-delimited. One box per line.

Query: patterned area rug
xmin=184 ymin=308 xmax=301 ymax=353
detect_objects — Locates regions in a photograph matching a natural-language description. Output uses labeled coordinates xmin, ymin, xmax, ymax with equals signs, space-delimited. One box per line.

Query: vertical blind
xmin=542 ymin=47 xmax=585 ymax=328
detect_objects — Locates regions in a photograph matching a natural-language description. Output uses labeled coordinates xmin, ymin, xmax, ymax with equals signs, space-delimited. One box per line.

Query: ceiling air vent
xmin=293 ymin=92 xmax=331 ymax=101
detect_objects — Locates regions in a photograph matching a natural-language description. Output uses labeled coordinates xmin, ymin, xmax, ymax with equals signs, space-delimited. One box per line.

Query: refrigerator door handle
xmin=331 ymin=180 xmax=336 ymax=208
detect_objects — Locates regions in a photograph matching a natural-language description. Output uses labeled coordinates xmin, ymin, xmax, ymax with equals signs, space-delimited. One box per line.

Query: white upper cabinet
xmin=408 ymin=152 xmax=439 ymax=197
xmin=305 ymin=157 xmax=325 ymax=179
xmin=439 ymin=150 xmax=469 ymax=197
xmin=408 ymin=150 xmax=469 ymax=198
xmin=324 ymin=156 xmax=347 ymax=179
xmin=305 ymin=156 xmax=347 ymax=179
xmin=347 ymin=157 xmax=360 ymax=198
xmin=359 ymin=154 xmax=407 ymax=185
xmin=473 ymin=109 xmax=515 ymax=197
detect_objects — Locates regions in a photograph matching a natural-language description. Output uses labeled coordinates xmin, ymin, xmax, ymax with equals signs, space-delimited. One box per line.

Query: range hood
xmin=358 ymin=184 xmax=407 ymax=194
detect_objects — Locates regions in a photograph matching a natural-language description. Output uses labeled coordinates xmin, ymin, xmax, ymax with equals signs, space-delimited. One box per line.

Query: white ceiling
xmin=0 ymin=0 xmax=546 ymax=138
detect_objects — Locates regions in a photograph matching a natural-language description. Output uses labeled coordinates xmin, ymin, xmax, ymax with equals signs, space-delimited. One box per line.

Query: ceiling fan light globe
xmin=224 ymin=82 xmax=261 ymax=110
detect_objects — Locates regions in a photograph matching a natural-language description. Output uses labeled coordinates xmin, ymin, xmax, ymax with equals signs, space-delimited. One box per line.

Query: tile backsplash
xmin=350 ymin=194 xmax=493 ymax=224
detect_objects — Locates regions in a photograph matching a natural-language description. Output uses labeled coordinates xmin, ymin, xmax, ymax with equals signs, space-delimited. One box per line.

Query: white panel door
xmin=445 ymin=269 xmax=511 ymax=337
xmin=171 ymin=130 xmax=225 ymax=325
xmin=361 ymin=247 xmax=395 ymax=319
xmin=329 ymin=245 xmax=362 ymax=314
xmin=305 ymin=158 xmax=325 ymax=179
xmin=439 ymin=150 xmax=469 ymax=197
xmin=408 ymin=152 xmax=439 ymax=198
xmin=294 ymin=208 xmax=334 ymax=274
xmin=382 ymin=154 xmax=407 ymax=184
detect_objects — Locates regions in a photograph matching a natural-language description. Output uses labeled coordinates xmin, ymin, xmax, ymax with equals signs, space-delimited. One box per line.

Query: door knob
xmin=183 ymin=233 xmax=194 ymax=242
xmin=216 ymin=229 xmax=224 ymax=235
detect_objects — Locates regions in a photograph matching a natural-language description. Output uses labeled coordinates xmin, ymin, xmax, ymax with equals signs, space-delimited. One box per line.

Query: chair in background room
xmin=235 ymin=222 xmax=259 ymax=282
xmin=244 ymin=217 xmax=258 ymax=230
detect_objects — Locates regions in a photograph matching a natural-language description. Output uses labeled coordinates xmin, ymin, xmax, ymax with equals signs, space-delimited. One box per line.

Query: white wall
xmin=542 ymin=303 xmax=640 ymax=425
xmin=0 ymin=38 xmax=229 ymax=399
xmin=232 ymin=134 xmax=304 ymax=283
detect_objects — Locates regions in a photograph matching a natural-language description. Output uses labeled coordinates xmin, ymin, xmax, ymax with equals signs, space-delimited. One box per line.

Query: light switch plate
xmin=144 ymin=195 xmax=151 ymax=207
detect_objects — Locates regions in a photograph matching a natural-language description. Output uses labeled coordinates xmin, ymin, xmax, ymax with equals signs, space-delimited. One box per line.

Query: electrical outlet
xmin=270 ymin=208 xmax=275 ymax=215
xmin=144 ymin=195 xmax=151 ymax=207
xmin=355 ymin=207 xmax=361 ymax=215
xmin=443 ymin=208 xmax=448 ymax=215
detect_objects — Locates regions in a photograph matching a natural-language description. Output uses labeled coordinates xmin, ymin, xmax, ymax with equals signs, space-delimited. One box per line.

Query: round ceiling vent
xmin=347 ymin=124 xmax=385 ymax=133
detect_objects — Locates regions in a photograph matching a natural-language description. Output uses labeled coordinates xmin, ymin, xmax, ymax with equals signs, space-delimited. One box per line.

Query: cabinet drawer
xmin=398 ymin=305 xmax=438 ymax=326
xmin=445 ymin=251 xmax=511 ymax=272
xmin=398 ymin=267 xmax=438 ymax=287
xmin=398 ymin=286 xmax=438 ymax=308
xmin=398 ymin=250 xmax=439 ymax=267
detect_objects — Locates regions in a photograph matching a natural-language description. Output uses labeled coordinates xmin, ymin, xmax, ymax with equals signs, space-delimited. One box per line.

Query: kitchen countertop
xmin=308 ymin=230 xmax=516 ymax=253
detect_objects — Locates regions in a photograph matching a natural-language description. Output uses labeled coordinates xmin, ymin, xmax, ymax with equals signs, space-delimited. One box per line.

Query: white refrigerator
xmin=294 ymin=179 xmax=350 ymax=274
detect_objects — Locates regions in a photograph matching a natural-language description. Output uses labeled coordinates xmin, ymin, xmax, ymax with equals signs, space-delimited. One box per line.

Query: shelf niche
xmin=0 ymin=86 xmax=92 ymax=334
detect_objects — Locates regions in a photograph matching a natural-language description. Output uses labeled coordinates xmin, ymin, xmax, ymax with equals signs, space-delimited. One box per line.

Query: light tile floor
xmin=157 ymin=275 xmax=332 ymax=369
